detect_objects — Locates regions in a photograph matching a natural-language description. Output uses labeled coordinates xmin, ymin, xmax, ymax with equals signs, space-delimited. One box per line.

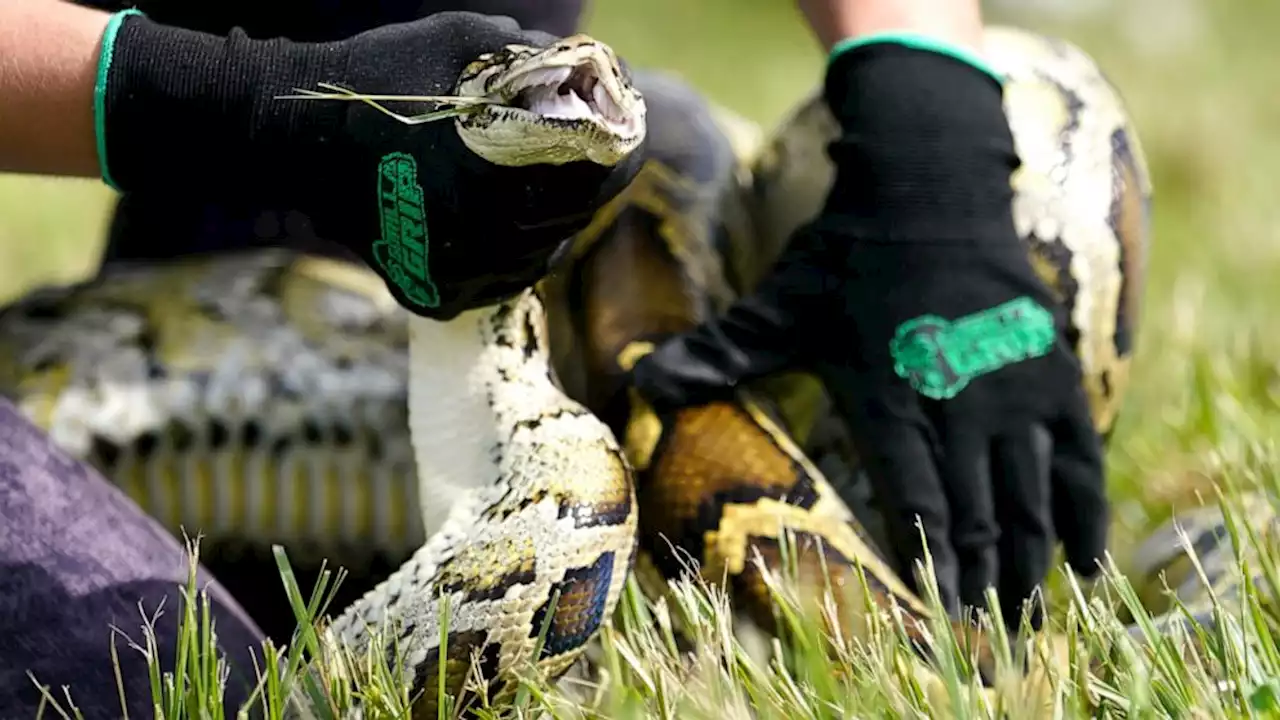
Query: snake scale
xmin=0 ymin=24 xmax=1260 ymax=716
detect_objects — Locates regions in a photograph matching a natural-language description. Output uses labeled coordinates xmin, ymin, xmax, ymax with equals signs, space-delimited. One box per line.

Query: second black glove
xmin=631 ymin=39 xmax=1108 ymax=626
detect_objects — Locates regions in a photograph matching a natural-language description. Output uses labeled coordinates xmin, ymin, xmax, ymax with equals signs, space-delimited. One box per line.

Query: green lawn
xmin=11 ymin=0 xmax=1280 ymax=716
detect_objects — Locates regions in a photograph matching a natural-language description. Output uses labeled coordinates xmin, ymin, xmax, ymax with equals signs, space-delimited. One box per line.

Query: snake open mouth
xmin=500 ymin=63 xmax=637 ymax=135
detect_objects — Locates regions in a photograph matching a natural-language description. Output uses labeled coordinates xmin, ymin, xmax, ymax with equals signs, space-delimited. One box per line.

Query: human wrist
xmin=0 ymin=1 xmax=112 ymax=177
xmin=96 ymin=9 xmax=352 ymax=193
xmin=797 ymin=0 xmax=985 ymax=56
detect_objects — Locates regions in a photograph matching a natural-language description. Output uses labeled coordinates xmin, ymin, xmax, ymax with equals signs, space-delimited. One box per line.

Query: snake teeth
xmin=506 ymin=64 xmax=636 ymax=134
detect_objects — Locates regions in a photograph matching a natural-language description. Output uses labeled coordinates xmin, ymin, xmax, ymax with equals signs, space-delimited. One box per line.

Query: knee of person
xmin=628 ymin=69 xmax=737 ymax=186
xmin=0 ymin=570 xmax=264 ymax=717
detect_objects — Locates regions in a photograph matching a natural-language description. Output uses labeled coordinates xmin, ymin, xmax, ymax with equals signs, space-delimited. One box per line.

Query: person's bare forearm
xmin=797 ymin=0 xmax=983 ymax=54
xmin=0 ymin=0 xmax=112 ymax=177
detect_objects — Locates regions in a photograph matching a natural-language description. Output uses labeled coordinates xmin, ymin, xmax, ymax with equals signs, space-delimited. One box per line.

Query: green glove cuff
xmin=94 ymin=7 xmax=145 ymax=192
xmin=828 ymin=31 xmax=1004 ymax=86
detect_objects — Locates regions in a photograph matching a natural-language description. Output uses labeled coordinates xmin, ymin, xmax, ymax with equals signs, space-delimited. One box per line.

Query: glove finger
xmin=443 ymin=10 xmax=525 ymax=37
xmin=853 ymin=404 xmax=958 ymax=611
xmin=519 ymin=28 xmax=562 ymax=48
xmin=933 ymin=413 xmax=998 ymax=613
xmin=991 ymin=425 xmax=1053 ymax=630
xmin=1047 ymin=392 xmax=1108 ymax=580
xmin=480 ymin=13 xmax=524 ymax=34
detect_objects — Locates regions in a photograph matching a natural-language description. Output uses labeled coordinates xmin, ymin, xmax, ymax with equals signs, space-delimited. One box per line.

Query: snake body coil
xmin=325 ymin=295 xmax=638 ymax=716
xmin=1 ymin=25 xmax=1247 ymax=717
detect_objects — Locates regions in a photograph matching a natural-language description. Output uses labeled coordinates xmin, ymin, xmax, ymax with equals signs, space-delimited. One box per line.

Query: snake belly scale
xmin=0 ymin=24 xmax=1226 ymax=718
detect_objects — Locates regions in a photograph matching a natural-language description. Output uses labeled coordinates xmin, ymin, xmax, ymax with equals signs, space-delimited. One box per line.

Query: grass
xmin=24 ymin=464 xmax=1280 ymax=719
xmin=6 ymin=0 xmax=1280 ymax=716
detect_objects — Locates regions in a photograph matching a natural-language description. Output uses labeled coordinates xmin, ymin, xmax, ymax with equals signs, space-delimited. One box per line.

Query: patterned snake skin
xmin=0 ymin=25 xmax=1261 ymax=716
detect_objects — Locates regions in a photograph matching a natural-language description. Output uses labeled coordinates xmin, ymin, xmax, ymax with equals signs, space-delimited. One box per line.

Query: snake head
xmin=454 ymin=34 xmax=648 ymax=167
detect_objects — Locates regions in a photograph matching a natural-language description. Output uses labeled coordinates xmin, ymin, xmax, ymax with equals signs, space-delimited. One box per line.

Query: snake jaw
xmin=504 ymin=63 xmax=640 ymax=139
xmin=455 ymin=35 xmax=647 ymax=167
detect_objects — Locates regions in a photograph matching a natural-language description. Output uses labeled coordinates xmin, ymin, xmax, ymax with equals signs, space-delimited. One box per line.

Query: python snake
xmin=0 ymin=24 xmax=1259 ymax=717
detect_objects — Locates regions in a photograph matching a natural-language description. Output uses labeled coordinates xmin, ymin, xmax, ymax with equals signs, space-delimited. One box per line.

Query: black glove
xmin=84 ymin=0 xmax=587 ymax=41
xmin=96 ymin=10 xmax=644 ymax=319
xmin=630 ymin=39 xmax=1107 ymax=626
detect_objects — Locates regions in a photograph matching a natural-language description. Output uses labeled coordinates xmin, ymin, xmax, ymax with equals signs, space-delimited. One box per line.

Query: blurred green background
xmin=2 ymin=0 xmax=1278 ymax=553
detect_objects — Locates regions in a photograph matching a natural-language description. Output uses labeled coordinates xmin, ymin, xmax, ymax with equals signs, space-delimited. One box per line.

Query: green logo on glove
xmin=372 ymin=152 xmax=440 ymax=309
xmin=890 ymin=297 xmax=1056 ymax=400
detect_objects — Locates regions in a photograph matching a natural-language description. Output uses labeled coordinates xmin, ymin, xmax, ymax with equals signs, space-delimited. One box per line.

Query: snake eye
xmin=613 ymin=57 xmax=634 ymax=86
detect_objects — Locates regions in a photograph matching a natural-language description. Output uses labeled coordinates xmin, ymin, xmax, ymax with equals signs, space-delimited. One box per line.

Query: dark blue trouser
xmin=0 ymin=399 xmax=266 ymax=719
